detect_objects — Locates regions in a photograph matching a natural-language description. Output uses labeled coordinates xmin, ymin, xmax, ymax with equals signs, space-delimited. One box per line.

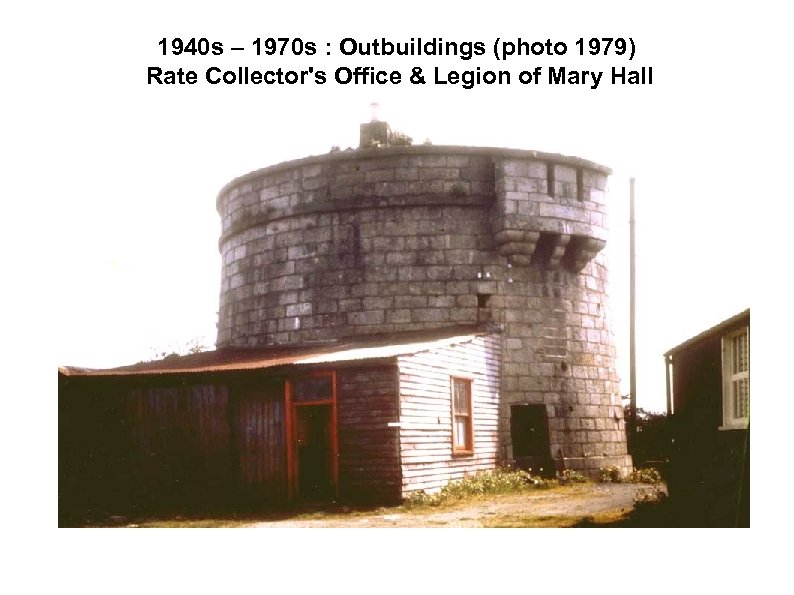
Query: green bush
xmin=558 ymin=469 xmax=590 ymax=485
xmin=531 ymin=477 xmax=557 ymax=489
xmin=388 ymin=131 xmax=413 ymax=146
xmin=625 ymin=467 xmax=663 ymax=484
xmin=404 ymin=468 xmax=539 ymax=507
xmin=450 ymin=182 xmax=467 ymax=196
xmin=440 ymin=468 xmax=532 ymax=498
xmin=403 ymin=490 xmax=444 ymax=508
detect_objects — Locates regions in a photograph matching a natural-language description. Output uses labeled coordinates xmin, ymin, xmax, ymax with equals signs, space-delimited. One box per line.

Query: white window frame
xmin=720 ymin=326 xmax=749 ymax=430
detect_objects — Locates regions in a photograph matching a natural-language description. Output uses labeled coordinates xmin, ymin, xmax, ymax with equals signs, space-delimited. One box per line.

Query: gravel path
xmin=246 ymin=483 xmax=663 ymax=528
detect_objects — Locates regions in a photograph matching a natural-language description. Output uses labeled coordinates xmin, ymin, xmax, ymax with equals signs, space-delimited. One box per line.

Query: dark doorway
xmin=511 ymin=405 xmax=553 ymax=475
xmin=296 ymin=404 xmax=333 ymax=500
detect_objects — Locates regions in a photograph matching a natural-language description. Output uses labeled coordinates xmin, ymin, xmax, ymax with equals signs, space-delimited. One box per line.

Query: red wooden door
xmin=286 ymin=371 xmax=338 ymax=500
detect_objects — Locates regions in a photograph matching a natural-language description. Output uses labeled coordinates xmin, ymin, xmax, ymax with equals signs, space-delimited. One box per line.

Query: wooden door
xmin=286 ymin=371 xmax=338 ymax=500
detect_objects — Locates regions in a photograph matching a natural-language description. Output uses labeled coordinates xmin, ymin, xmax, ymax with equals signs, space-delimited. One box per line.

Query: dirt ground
xmin=244 ymin=483 xmax=665 ymax=528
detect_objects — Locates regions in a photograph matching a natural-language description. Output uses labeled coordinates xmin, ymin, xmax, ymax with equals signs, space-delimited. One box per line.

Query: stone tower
xmin=215 ymin=121 xmax=632 ymax=477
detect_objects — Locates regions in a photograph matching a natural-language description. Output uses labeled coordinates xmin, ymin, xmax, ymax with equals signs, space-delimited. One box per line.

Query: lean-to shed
xmin=59 ymin=326 xmax=500 ymax=518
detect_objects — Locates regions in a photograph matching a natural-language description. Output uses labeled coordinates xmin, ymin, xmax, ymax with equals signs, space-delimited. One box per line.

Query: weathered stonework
xmin=216 ymin=143 xmax=632 ymax=477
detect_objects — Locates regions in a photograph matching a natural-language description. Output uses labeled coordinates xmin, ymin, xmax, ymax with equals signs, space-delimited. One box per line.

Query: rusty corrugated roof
xmin=59 ymin=325 xmax=493 ymax=377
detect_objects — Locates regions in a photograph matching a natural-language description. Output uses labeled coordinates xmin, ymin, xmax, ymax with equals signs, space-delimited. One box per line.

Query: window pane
xmin=293 ymin=375 xmax=333 ymax=402
xmin=733 ymin=378 xmax=749 ymax=418
xmin=739 ymin=335 xmax=750 ymax=372
xmin=453 ymin=380 xmax=470 ymax=414
xmin=451 ymin=378 xmax=472 ymax=451
xmin=454 ymin=418 xmax=468 ymax=448
xmin=733 ymin=333 xmax=748 ymax=373
xmin=732 ymin=336 xmax=738 ymax=373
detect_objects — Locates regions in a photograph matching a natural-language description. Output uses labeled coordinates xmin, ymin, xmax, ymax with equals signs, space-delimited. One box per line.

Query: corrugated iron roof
xmin=663 ymin=309 xmax=750 ymax=357
xmin=59 ymin=325 xmax=494 ymax=377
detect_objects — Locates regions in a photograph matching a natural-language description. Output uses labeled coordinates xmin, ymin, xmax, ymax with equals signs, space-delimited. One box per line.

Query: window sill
xmin=719 ymin=423 xmax=748 ymax=431
xmin=452 ymin=450 xmax=474 ymax=457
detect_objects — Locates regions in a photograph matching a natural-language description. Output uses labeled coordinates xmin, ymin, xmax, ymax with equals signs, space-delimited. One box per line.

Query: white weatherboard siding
xmin=397 ymin=334 xmax=501 ymax=495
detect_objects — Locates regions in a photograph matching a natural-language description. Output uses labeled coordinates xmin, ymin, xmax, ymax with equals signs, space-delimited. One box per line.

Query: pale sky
xmin=27 ymin=1 xmax=771 ymax=415
xmin=4 ymin=0 xmax=787 ymax=586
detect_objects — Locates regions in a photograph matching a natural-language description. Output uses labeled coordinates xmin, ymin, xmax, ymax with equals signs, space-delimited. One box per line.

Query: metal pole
xmin=629 ymin=177 xmax=637 ymax=450
xmin=665 ymin=355 xmax=672 ymax=416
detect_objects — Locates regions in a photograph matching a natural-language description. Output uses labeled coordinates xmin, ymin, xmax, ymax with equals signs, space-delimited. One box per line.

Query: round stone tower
xmin=216 ymin=121 xmax=632 ymax=477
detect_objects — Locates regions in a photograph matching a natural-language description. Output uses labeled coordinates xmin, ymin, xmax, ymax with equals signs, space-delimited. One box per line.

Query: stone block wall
xmin=215 ymin=145 xmax=632 ymax=477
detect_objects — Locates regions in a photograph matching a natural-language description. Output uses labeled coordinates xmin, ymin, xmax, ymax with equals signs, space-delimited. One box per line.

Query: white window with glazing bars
xmin=721 ymin=327 xmax=749 ymax=430
xmin=451 ymin=377 xmax=473 ymax=454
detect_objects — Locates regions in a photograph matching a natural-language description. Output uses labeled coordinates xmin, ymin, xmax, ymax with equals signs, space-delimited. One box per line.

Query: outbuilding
xmin=663 ymin=309 xmax=750 ymax=526
xmin=59 ymin=326 xmax=500 ymax=519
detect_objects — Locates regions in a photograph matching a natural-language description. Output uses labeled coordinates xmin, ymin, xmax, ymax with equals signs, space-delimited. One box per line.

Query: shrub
xmin=404 ymin=468 xmax=540 ymax=507
xmin=599 ymin=466 xmax=622 ymax=483
xmin=625 ymin=467 xmax=663 ymax=484
xmin=403 ymin=490 xmax=444 ymax=508
xmin=531 ymin=477 xmax=556 ymax=489
xmin=388 ymin=131 xmax=413 ymax=146
xmin=439 ymin=468 xmax=532 ymax=498
xmin=634 ymin=485 xmax=666 ymax=504
xmin=558 ymin=469 xmax=589 ymax=485
xmin=450 ymin=182 xmax=467 ymax=196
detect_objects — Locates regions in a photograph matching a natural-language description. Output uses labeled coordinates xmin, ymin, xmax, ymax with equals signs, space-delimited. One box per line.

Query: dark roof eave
xmin=664 ymin=309 xmax=750 ymax=358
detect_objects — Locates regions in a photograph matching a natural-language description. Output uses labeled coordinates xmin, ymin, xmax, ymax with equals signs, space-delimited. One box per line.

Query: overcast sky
xmin=5 ymin=0 xmax=787 ymax=586
xmin=17 ymin=1 xmax=772 ymax=416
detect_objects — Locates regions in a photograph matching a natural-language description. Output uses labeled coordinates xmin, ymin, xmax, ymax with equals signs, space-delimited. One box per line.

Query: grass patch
xmin=482 ymin=509 xmax=631 ymax=528
xmin=119 ymin=503 xmax=391 ymax=528
xmin=132 ymin=517 xmax=250 ymax=528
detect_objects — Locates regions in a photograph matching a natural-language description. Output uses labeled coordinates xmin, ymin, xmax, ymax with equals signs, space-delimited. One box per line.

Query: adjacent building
xmin=664 ymin=309 xmax=750 ymax=527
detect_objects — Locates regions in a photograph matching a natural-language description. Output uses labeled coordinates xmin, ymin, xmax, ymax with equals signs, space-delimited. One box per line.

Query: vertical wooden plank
xmin=266 ymin=395 xmax=272 ymax=489
xmin=200 ymin=386 xmax=209 ymax=477
xmin=331 ymin=369 xmax=339 ymax=499
xmin=238 ymin=392 xmax=245 ymax=488
xmin=243 ymin=394 xmax=251 ymax=488
xmin=284 ymin=378 xmax=294 ymax=499
xmin=195 ymin=385 xmax=203 ymax=458
xmin=149 ymin=387 xmax=158 ymax=482
xmin=260 ymin=394 xmax=265 ymax=489
xmin=268 ymin=396 xmax=274 ymax=488
xmin=257 ymin=394 xmax=263 ymax=488
xmin=277 ymin=393 xmax=284 ymax=485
